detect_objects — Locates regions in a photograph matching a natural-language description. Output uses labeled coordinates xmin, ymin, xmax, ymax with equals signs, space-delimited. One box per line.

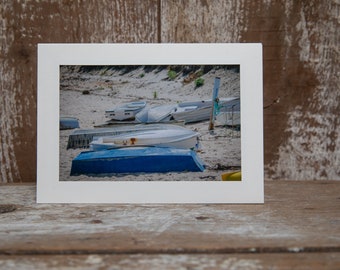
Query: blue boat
xmin=70 ymin=147 xmax=205 ymax=176
xmin=60 ymin=116 xmax=80 ymax=130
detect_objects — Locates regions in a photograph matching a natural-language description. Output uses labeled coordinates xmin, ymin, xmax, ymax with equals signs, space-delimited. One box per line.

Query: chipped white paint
xmin=1 ymin=2 xmax=30 ymax=183
xmin=124 ymin=256 xmax=262 ymax=270
xmin=267 ymin=0 xmax=340 ymax=180
xmin=0 ymin=64 xmax=20 ymax=183
xmin=1 ymin=0 xmax=339 ymax=182
xmin=0 ymin=254 xmax=264 ymax=270
xmin=270 ymin=108 xmax=340 ymax=179
xmin=1 ymin=0 xmax=158 ymax=183
xmin=161 ymin=0 xmax=245 ymax=42
xmin=296 ymin=8 xmax=310 ymax=62
xmin=2 ymin=182 xmax=340 ymax=250
xmin=0 ymin=3 xmax=18 ymax=182
xmin=1 ymin=181 xmax=340 ymax=270
xmin=84 ymin=255 xmax=103 ymax=265
xmin=0 ymin=206 xmax=301 ymax=240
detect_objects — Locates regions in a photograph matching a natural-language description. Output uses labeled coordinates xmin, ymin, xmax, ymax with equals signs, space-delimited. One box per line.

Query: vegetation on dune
xmin=61 ymin=65 xmax=239 ymax=76
xmin=195 ymin=77 xmax=205 ymax=88
xmin=167 ymin=69 xmax=177 ymax=80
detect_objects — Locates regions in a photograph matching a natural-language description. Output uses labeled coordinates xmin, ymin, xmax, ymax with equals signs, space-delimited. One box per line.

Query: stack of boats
xmin=104 ymin=98 xmax=240 ymax=125
xmin=70 ymin=124 xmax=205 ymax=176
xmin=69 ymin=97 xmax=240 ymax=177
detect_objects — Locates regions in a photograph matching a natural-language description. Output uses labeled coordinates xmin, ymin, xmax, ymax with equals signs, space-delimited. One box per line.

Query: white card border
xmin=37 ymin=43 xmax=263 ymax=203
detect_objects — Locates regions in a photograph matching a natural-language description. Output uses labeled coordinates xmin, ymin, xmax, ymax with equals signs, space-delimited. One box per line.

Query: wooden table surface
xmin=0 ymin=181 xmax=339 ymax=269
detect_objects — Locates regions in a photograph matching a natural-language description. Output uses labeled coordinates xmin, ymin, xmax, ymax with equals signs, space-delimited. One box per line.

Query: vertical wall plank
xmin=0 ymin=0 xmax=159 ymax=183
xmin=0 ymin=0 xmax=339 ymax=182
xmin=259 ymin=1 xmax=340 ymax=180
xmin=161 ymin=0 xmax=244 ymax=42
xmin=161 ymin=0 xmax=340 ymax=180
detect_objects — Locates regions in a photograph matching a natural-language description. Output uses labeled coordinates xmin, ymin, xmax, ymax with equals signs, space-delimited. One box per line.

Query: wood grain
xmin=0 ymin=0 xmax=159 ymax=183
xmin=0 ymin=253 xmax=339 ymax=269
xmin=161 ymin=0 xmax=340 ymax=180
xmin=0 ymin=181 xmax=339 ymax=253
xmin=1 ymin=1 xmax=339 ymax=182
xmin=0 ymin=181 xmax=339 ymax=268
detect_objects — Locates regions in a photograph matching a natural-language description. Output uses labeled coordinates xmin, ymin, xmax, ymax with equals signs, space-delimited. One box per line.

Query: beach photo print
xmin=37 ymin=44 xmax=263 ymax=203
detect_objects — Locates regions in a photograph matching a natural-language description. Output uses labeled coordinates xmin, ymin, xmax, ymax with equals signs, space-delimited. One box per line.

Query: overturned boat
xmin=67 ymin=123 xmax=185 ymax=149
xmin=172 ymin=98 xmax=239 ymax=124
xmin=171 ymin=100 xmax=212 ymax=123
xmin=135 ymin=104 xmax=177 ymax=123
xmin=70 ymin=147 xmax=205 ymax=176
xmin=90 ymin=128 xmax=200 ymax=151
xmin=135 ymin=98 xmax=239 ymax=124
xmin=105 ymin=101 xmax=147 ymax=121
xmin=60 ymin=116 xmax=80 ymax=130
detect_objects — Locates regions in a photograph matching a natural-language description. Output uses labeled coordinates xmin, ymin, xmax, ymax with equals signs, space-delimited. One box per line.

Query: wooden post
xmin=208 ymin=77 xmax=221 ymax=133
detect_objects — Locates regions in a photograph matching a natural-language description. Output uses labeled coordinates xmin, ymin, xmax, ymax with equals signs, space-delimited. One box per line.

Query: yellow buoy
xmin=221 ymin=171 xmax=241 ymax=181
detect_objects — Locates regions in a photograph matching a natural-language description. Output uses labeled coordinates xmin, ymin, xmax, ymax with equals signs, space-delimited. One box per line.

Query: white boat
xmin=90 ymin=127 xmax=200 ymax=151
xmin=135 ymin=98 xmax=239 ymax=124
xmin=105 ymin=101 xmax=147 ymax=121
xmin=171 ymin=100 xmax=212 ymax=123
xmin=135 ymin=104 xmax=177 ymax=123
xmin=67 ymin=123 xmax=185 ymax=149
xmin=172 ymin=98 xmax=239 ymax=124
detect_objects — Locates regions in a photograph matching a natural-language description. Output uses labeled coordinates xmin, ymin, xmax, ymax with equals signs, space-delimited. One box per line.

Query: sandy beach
xmin=59 ymin=66 xmax=241 ymax=181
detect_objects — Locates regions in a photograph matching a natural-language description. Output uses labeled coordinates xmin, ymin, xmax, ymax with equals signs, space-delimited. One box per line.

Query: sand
xmin=59 ymin=66 xmax=241 ymax=181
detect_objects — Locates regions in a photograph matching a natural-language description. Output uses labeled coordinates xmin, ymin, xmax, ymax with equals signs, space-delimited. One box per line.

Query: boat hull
xmin=89 ymin=129 xmax=200 ymax=151
xmin=172 ymin=106 xmax=211 ymax=123
xmin=105 ymin=101 xmax=146 ymax=121
xmin=173 ymin=98 xmax=239 ymax=124
xmin=135 ymin=104 xmax=176 ymax=123
xmin=60 ymin=117 xmax=80 ymax=130
xmin=67 ymin=124 xmax=185 ymax=149
xmin=70 ymin=147 xmax=205 ymax=176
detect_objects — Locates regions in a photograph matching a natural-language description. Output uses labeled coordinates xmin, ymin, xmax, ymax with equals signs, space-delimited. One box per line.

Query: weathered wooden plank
xmin=0 ymin=0 xmax=159 ymax=183
xmin=0 ymin=181 xmax=339 ymax=254
xmin=161 ymin=0 xmax=340 ymax=180
xmin=1 ymin=0 xmax=339 ymax=183
xmin=0 ymin=253 xmax=339 ymax=270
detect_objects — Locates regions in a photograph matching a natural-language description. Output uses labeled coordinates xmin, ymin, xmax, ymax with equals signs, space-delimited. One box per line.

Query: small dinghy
xmin=105 ymin=101 xmax=147 ymax=121
xmin=90 ymin=128 xmax=200 ymax=151
xmin=70 ymin=147 xmax=205 ymax=176
xmin=60 ymin=117 xmax=80 ymax=130
xmin=172 ymin=98 xmax=239 ymax=124
xmin=67 ymin=124 xmax=184 ymax=149
xmin=135 ymin=98 xmax=239 ymax=124
xmin=171 ymin=100 xmax=212 ymax=123
xmin=135 ymin=104 xmax=177 ymax=123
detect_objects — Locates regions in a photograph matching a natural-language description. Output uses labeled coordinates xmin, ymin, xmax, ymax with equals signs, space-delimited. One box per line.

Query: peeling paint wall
xmin=162 ymin=0 xmax=339 ymax=180
xmin=0 ymin=0 xmax=159 ymax=183
xmin=0 ymin=0 xmax=339 ymax=182
xmin=262 ymin=1 xmax=340 ymax=179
